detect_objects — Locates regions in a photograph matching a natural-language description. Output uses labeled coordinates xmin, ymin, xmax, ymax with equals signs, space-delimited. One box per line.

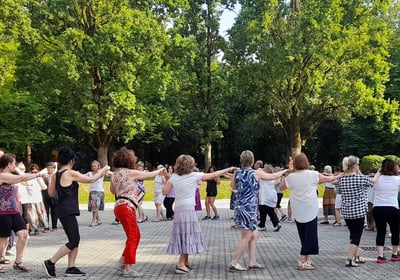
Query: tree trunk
xmin=97 ymin=145 xmax=109 ymax=167
xmin=26 ymin=145 xmax=32 ymax=167
xmin=291 ymin=0 xmax=300 ymax=12
xmin=289 ymin=107 xmax=302 ymax=157
xmin=290 ymin=132 xmax=302 ymax=157
xmin=204 ymin=142 xmax=212 ymax=171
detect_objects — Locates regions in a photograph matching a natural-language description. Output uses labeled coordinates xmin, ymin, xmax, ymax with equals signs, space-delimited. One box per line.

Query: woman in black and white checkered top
xmin=336 ymin=156 xmax=373 ymax=267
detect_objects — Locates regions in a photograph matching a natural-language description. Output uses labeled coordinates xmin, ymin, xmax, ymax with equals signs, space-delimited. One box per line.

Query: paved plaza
xmin=3 ymin=198 xmax=400 ymax=279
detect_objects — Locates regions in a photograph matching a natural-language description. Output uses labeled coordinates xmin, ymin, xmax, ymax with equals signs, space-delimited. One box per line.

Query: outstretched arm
xmin=110 ymin=181 xmax=116 ymax=195
xmin=48 ymin=173 xmax=57 ymax=197
xmin=279 ymin=177 xmax=287 ymax=191
xmin=230 ymin=170 xmax=237 ymax=190
xmin=162 ymin=181 xmax=172 ymax=196
xmin=255 ymin=169 xmax=287 ymax=181
xmin=0 ymin=172 xmax=41 ymax=185
xmin=131 ymin=168 xmax=166 ymax=181
xmin=70 ymin=165 xmax=110 ymax=183
xmin=201 ymin=167 xmax=234 ymax=181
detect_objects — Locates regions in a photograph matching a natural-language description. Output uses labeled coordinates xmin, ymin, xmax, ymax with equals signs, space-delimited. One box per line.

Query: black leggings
xmin=372 ymin=206 xmax=400 ymax=246
xmin=344 ymin=217 xmax=364 ymax=246
xmin=163 ymin=197 xmax=175 ymax=219
xmin=59 ymin=215 xmax=80 ymax=250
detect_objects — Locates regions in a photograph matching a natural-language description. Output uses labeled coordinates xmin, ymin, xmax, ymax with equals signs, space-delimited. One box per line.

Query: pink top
xmin=112 ymin=168 xmax=143 ymax=209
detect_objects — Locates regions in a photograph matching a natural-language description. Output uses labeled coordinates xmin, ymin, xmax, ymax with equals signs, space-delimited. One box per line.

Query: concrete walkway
xmin=3 ymin=198 xmax=399 ymax=279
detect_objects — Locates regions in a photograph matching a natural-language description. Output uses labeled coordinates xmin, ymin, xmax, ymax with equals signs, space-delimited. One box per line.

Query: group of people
xmin=0 ymin=150 xmax=52 ymax=274
xmin=229 ymin=151 xmax=400 ymax=272
xmin=0 ymin=147 xmax=111 ymax=277
xmin=318 ymin=156 xmax=400 ymax=267
xmin=0 ymin=149 xmax=61 ymax=274
xmin=2 ymin=145 xmax=400 ymax=278
xmin=281 ymin=154 xmax=400 ymax=270
xmin=7 ymin=161 xmax=58 ymax=236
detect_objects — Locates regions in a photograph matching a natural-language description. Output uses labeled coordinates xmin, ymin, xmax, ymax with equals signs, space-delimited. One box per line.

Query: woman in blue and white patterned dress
xmin=229 ymin=150 xmax=287 ymax=272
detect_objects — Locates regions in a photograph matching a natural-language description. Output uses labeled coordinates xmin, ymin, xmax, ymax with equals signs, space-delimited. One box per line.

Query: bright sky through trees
xmin=219 ymin=4 xmax=240 ymax=37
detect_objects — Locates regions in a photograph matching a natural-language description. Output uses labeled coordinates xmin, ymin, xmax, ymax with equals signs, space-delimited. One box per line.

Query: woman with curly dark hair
xmin=110 ymin=147 xmax=165 ymax=278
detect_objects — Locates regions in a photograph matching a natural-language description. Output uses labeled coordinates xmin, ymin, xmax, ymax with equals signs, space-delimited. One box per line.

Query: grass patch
xmin=78 ymin=178 xmax=326 ymax=204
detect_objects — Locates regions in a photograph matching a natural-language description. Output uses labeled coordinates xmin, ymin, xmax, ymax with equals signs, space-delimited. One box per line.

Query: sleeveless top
xmin=206 ymin=179 xmax=218 ymax=194
xmin=234 ymin=168 xmax=259 ymax=230
xmin=56 ymin=170 xmax=80 ymax=218
xmin=0 ymin=182 xmax=20 ymax=215
xmin=112 ymin=168 xmax=144 ymax=209
xmin=235 ymin=168 xmax=259 ymax=207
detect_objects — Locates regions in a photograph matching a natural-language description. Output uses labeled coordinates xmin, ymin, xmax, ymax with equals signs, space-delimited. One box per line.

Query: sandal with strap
xmin=345 ymin=258 xmax=359 ymax=267
xmin=0 ymin=267 xmax=5 ymax=273
xmin=13 ymin=262 xmax=29 ymax=272
xmin=355 ymin=256 xmax=365 ymax=264
xmin=0 ymin=258 xmax=10 ymax=264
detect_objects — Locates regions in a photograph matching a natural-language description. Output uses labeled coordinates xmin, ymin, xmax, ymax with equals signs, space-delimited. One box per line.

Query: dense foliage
xmin=1 ymin=0 xmax=400 ymax=170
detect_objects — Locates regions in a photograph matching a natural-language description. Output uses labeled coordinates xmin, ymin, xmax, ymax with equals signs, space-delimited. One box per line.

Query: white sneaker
xmin=258 ymin=227 xmax=266 ymax=231
xmin=114 ymin=263 xmax=125 ymax=272
xmin=122 ymin=270 xmax=143 ymax=278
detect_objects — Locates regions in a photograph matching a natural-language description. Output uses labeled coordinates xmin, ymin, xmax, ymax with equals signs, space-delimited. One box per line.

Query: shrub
xmin=360 ymin=155 xmax=385 ymax=174
xmin=382 ymin=155 xmax=400 ymax=164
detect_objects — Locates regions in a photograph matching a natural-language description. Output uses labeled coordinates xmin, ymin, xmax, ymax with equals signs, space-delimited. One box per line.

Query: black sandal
xmin=13 ymin=262 xmax=29 ymax=272
xmin=345 ymin=258 xmax=359 ymax=267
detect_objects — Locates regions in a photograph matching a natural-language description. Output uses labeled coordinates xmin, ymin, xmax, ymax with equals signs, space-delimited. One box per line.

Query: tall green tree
xmin=0 ymin=0 xmax=48 ymax=158
xmin=226 ymin=0 xmax=399 ymax=157
xmin=167 ymin=0 xmax=229 ymax=170
xmin=23 ymin=0 xmax=171 ymax=165
xmin=0 ymin=0 xmax=29 ymax=94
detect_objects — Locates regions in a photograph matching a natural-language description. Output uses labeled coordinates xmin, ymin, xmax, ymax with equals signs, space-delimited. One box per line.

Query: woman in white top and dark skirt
xmin=281 ymin=153 xmax=335 ymax=271
xmin=372 ymin=158 xmax=400 ymax=263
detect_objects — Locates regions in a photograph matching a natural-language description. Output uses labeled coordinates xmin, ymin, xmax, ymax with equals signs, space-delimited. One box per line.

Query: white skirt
xmin=335 ymin=193 xmax=342 ymax=209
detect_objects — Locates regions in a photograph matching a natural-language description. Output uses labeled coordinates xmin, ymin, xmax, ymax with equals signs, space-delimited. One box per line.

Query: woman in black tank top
xmin=43 ymin=146 xmax=109 ymax=278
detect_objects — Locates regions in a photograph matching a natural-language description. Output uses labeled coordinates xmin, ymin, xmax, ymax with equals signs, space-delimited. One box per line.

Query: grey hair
xmin=323 ymin=165 xmax=332 ymax=174
xmin=263 ymin=164 xmax=274 ymax=173
xmin=347 ymin=155 xmax=359 ymax=171
xmin=240 ymin=150 xmax=254 ymax=168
